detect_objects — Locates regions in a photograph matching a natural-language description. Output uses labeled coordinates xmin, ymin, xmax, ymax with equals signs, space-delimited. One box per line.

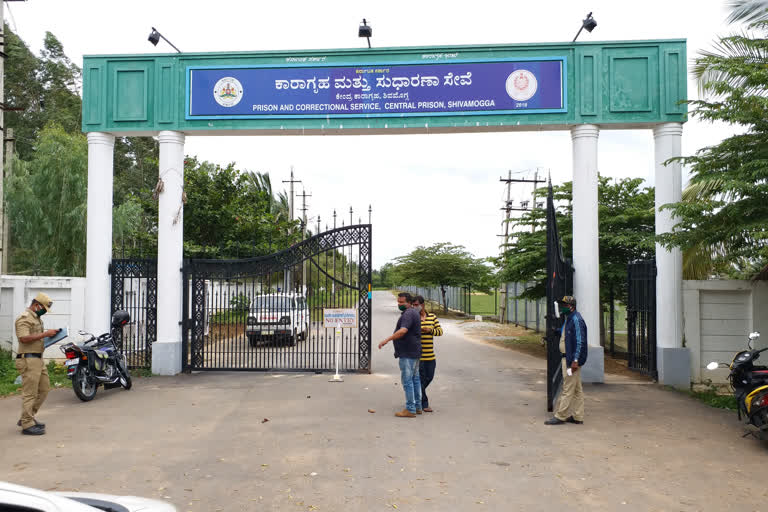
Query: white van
xmin=245 ymin=293 xmax=309 ymax=346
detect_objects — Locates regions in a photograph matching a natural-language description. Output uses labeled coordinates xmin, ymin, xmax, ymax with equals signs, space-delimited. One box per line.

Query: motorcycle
xmin=707 ymin=332 xmax=768 ymax=440
xmin=59 ymin=310 xmax=133 ymax=402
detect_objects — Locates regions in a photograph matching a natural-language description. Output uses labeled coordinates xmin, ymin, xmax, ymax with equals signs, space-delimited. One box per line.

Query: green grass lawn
xmin=468 ymin=292 xmax=499 ymax=315
xmin=0 ymin=348 xmax=71 ymax=397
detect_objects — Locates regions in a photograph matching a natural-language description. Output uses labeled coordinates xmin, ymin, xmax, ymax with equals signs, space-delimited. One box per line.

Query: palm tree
xmin=693 ymin=1 xmax=768 ymax=96
xmin=726 ymin=0 xmax=768 ymax=24
xmin=678 ymin=0 xmax=768 ymax=279
xmin=243 ymin=170 xmax=291 ymax=222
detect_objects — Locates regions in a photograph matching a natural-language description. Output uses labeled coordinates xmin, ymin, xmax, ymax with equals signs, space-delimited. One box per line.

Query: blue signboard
xmin=186 ymin=58 xmax=566 ymax=119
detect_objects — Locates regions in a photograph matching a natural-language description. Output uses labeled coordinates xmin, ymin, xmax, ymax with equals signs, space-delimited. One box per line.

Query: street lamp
xmin=572 ymin=12 xmax=597 ymax=42
xmin=359 ymin=19 xmax=372 ymax=48
xmin=148 ymin=27 xmax=182 ymax=53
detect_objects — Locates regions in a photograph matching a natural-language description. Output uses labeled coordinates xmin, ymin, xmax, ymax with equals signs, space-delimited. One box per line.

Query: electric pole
xmin=282 ymin=166 xmax=302 ymax=225
xmin=298 ymin=189 xmax=312 ymax=233
xmin=499 ymin=170 xmax=512 ymax=323
xmin=2 ymin=129 xmax=13 ymax=274
xmin=0 ymin=2 xmax=5 ymax=275
xmin=298 ymin=189 xmax=312 ymax=294
xmin=282 ymin=167 xmax=302 ymax=292
xmin=498 ymin=171 xmax=546 ymax=322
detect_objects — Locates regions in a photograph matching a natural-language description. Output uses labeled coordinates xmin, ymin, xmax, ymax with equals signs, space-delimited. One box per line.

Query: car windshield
xmin=252 ymin=296 xmax=293 ymax=310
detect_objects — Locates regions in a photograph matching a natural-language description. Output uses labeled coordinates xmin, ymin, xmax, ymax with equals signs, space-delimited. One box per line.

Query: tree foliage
xmin=659 ymin=11 xmax=768 ymax=279
xmin=498 ymin=177 xmax=655 ymax=303
xmin=4 ymin=27 xmax=82 ymax=161
xmin=372 ymin=262 xmax=396 ymax=289
xmin=2 ymin=27 xmax=301 ymax=272
xmin=392 ymin=243 xmax=493 ymax=312
xmin=5 ymin=125 xmax=88 ymax=275
xmin=182 ymin=157 xmax=301 ymax=258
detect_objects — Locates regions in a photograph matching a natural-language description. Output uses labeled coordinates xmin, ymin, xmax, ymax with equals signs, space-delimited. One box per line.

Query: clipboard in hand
xmin=43 ymin=327 xmax=68 ymax=349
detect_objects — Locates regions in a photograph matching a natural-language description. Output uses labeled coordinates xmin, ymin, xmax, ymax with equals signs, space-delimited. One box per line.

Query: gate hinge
xmin=107 ymin=262 xmax=113 ymax=275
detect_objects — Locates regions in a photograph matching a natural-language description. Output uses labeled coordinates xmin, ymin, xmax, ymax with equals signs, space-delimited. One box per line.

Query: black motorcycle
xmin=60 ymin=311 xmax=133 ymax=402
xmin=707 ymin=332 xmax=768 ymax=440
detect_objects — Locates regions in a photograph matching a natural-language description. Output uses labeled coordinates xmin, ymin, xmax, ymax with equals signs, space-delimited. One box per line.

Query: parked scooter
xmin=707 ymin=332 xmax=768 ymax=440
xmin=59 ymin=311 xmax=133 ymax=402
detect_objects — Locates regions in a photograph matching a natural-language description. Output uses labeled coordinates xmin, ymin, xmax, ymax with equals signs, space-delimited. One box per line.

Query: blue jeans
xmin=399 ymin=357 xmax=422 ymax=413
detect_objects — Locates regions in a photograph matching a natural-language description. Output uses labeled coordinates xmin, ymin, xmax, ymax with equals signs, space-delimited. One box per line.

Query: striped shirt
xmin=419 ymin=313 xmax=443 ymax=361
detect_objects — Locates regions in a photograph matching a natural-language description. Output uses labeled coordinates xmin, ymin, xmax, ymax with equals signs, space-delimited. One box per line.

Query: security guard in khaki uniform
xmin=15 ymin=292 xmax=58 ymax=435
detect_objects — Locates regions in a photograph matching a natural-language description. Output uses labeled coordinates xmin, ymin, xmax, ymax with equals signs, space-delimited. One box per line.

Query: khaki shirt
xmin=15 ymin=308 xmax=44 ymax=354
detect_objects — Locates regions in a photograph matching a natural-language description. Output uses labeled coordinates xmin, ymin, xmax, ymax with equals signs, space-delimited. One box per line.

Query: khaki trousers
xmin=15 ymin=357 xmax=50 ymax=429
xmin=555 ymin=358 xmax=584 ymax=421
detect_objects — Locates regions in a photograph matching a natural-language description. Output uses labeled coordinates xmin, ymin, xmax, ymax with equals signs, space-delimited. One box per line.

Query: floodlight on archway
xmin=359 ymin=19 xmax=372 ymax=48
xmin=148 ymin=27 xmax=182 ymax=53
xmin=572 ymin=12 xmax=597 ymax=42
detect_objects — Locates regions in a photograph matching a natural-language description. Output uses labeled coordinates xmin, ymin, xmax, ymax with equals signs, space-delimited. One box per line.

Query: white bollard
xmin=329 ymin=327 xmax=344 ymax=382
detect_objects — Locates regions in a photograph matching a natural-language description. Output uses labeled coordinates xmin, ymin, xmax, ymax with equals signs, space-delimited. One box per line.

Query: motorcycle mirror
xmin=706 ymin=361 xmax=719 ymax=371
xmin=749 ymin=331 xmax=761 ymax=340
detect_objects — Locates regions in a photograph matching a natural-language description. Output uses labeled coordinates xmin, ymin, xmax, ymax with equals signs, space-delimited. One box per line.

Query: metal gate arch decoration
xmin=182 ymin=224 xmax=372 ymax=372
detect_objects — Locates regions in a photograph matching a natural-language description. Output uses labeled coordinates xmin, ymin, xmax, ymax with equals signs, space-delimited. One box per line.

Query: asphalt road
xmin=1 ymin=290 xmax=767 ymax=511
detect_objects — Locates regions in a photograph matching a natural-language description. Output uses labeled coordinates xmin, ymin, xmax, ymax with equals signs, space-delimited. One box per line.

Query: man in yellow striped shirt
xmin=412 ymin=295 xmax=443 ymax=412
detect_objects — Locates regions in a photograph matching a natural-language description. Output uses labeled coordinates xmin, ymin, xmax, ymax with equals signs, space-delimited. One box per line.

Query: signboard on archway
xmin=82 ymin=39 xmax=686 ymax=135
xmin=186 ymin=58 xmax=567 ymax=119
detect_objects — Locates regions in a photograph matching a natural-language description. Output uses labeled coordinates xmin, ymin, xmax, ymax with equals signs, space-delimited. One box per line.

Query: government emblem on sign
xmin=213 ymin=77 xmax=243 ymax=107
xmin=506 ymin=69 xmax=538 ymax=102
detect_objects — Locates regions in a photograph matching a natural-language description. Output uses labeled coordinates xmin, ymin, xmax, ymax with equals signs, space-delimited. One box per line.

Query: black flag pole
xmin=545 ymin=178 xmax=574 ymax=412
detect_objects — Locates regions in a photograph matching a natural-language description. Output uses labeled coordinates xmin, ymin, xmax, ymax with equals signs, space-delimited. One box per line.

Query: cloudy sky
xmin=6 ymin=0 xmax=742 ymax=268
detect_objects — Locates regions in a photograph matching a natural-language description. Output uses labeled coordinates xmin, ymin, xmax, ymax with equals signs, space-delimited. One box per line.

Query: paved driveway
xmin=1 ymin=290 xmax=766 ymax=511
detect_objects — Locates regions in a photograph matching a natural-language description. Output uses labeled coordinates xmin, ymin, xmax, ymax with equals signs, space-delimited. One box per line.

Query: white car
xmin=0 ymin=481 xmax=176 ymax=512
xmin=245 ymin=293 xmax=309 ymax=347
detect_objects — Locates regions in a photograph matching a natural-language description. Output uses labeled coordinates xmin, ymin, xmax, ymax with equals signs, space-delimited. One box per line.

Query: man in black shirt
xmin=378 ymin=292 xmax=422 ymax=417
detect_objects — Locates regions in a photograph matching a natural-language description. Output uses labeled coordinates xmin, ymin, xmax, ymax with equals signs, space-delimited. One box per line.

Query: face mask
xmin=398 ymin=305 xmax=407 ymax=312
xmin=559 ymin=306 xmax=571 ymax=316
xmin=36 ymin=308 xmax=46 ymax=317
xmin=413 ymin=305 xmax=422 ymax=312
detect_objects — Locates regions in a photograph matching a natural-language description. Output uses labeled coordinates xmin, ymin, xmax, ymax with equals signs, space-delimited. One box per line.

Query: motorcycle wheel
xmin=73 ymin=366 xmax=98 ymax=402
xmin=117 ymin=355 xmax=132 ymax=390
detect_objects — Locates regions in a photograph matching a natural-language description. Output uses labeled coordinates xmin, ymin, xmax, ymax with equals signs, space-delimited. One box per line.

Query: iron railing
xmin=109 ymin=258 xmax=157 ymax=369
xmin=627 ymin=259 xmax=657 ymax=379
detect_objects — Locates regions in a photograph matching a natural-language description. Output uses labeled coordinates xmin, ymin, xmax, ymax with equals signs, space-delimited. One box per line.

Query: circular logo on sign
xmin=506 ymin=70 xmax=538 ymax=102
xmin=213 ymin=77 xmax=243 ymax=107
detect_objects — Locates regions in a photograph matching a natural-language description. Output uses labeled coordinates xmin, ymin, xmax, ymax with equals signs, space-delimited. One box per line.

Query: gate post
xmin=653 ymin=123 xmax=689 ymax=388
xmin=152 ymin=131 xmax=186 ymax=375
xmin=85 ymin=132 xmax=115 ymax=335
xmin=571 ymin=124 xmax=604 ymax=383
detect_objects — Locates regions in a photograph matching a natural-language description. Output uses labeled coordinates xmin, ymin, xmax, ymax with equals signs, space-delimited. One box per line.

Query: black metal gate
xmin=109 ymin=258 xmax=158 ymax=369
xmin=545 ymin=182 xmax=573 ymax=412
xmin=627 ymin=259 xmax=657 ymax=379
xmin=182 ymin=224 xmax=372 ymax=372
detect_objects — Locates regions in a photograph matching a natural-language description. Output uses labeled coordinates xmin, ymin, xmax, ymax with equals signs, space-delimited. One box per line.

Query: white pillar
xmin=85 ymin=132 xmax=115 ymax=335
xmin=653 ymin=123 xmax=688 ymax=387
xmin=153 ymin=130 xmax=185 ymax=375
xmin=571 ymin=124 xmax=603 ymax=383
